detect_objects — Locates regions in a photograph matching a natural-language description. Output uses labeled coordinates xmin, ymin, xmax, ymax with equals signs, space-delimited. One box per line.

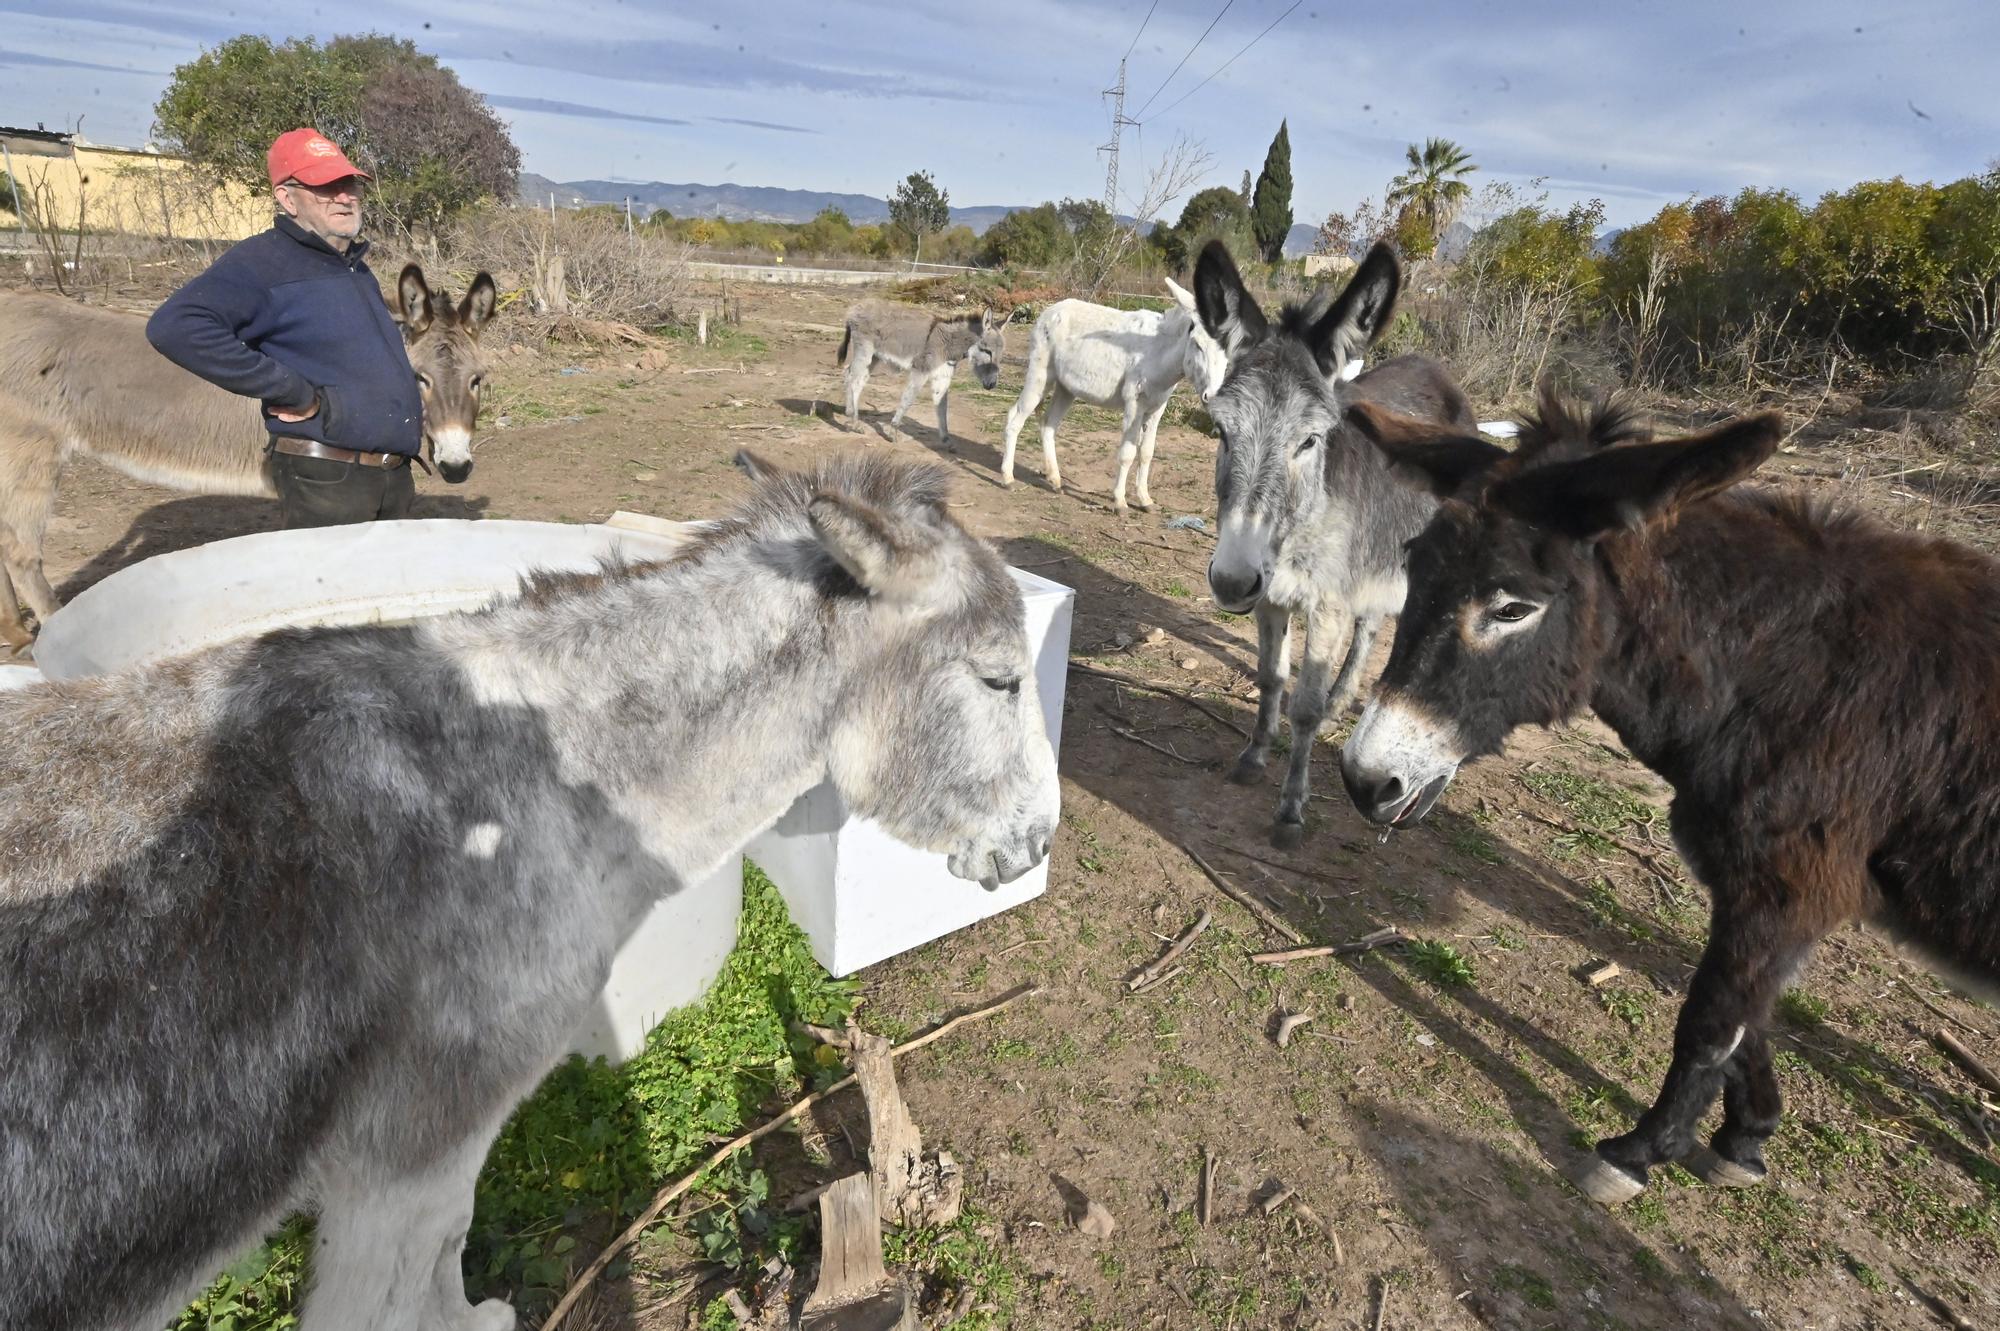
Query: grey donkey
xmin=1193 ymin=238 xmax=1477 ymax=848
xmin=0 ymin=452 xmax=1059 ymax=1331
xmin=837 ymin=300 xmax=1005 ymax=448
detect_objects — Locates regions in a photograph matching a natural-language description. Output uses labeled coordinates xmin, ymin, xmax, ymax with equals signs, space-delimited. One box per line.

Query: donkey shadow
xmin=1018 ymin=538 xmax=2000 ymax=1328
xmin=56 ymin=492 xmax=491 ymax=603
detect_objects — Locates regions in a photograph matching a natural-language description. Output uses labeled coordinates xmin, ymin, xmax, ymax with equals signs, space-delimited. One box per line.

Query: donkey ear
xmin=807 ymin=492 xmax=938 ymax=601
xmin=458 ymin=272 xmax=497 ymax=337
xmin=733 ymin=448 xmax=783 ymax=483
xmin=1347 ymin=401 xmax=1508 ymax=498
xmin=1308 ymin=241 xmax=1400 ymax=379
xmin=397 ymin=264 xmax=435 ymax=337
xmin=1163 ymin=275 xmax=1198 ymax=314
xmin=1193 ymin=240 xmax=1268 ymax=358
xmin=1492 ymin=412 xmax=1785 ymax=540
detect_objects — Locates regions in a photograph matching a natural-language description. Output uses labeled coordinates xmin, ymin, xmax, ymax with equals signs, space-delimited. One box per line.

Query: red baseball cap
xmin=267 ymin=128 xmax=370 ymax=187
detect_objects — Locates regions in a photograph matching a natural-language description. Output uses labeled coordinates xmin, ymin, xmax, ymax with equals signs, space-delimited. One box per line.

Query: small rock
xmin=1076 ymin=1200 xmax=1117 ymax=1239
xmin=1139 ymin=623 xmax=1166 ymax=644
xmin=1112 ymin=630 xmax=1134 ymax=650
xmin=1414 ymin=1032 xmax=1437 ymax=1048
xmin=1178 ymin=656 xmax=1199 ymax=671
xmin=1336 ymin=992 xmax=1356 ymax=1012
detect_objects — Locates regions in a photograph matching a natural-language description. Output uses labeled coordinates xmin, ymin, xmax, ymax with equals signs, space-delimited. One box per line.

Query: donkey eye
xmin=1491 ymin=601 xmax=1538 ymax=623
xmin=1296 ymin=433 xmax=1323 ymax=456
xmin=982 ymin=675 xmax=1021 ymax=696
xmin=470 ymin=376 xmax=482 ymax=392
xmin=415 ymin=372 xmax=432 ymax=389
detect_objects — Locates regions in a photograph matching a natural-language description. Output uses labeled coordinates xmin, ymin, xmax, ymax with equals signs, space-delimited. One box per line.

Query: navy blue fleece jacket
xmin=145 ymin=214 xmax=422 ymax=456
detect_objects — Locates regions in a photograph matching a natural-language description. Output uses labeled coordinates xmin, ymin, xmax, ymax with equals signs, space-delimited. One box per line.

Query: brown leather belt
xmin=270 ymin=437 xmax=411 ymax=469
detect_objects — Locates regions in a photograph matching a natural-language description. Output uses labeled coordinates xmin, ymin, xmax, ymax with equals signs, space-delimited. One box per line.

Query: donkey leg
xmin=1040 ymin=387 xmax=1074 ymax=492
xmin=928 ymin=365 xmax=955 ymax=450
xmin=842 ymin=347 xmax=871 ymax=429
xmin=1692 ymin=1028 xmax=1783 ymax=1188
xmin=1229 ymin=601 xmax=1291 ymax=786
xmin=1272 ymin=607 xmax=1368 ymax=839
xmin=1110 ymin=400 xmax=1142 ymax=515
xmin=887 ymin=368 xmax=925 ymax=440
xmin=1131 ymin=399 xmax=1170 ymax=513
xmin=301 ymin=1131 xmax=517 ymax=1331
xmin=1000 ymin=350 xmax=1050 ymax=486
xmin=1579 ymin=903 xmax=1812 ymax=1204
xmin=0 ymin=407 xmax=65 ymax=637
xmin=0 ymin=560 xmax=29 ymax=654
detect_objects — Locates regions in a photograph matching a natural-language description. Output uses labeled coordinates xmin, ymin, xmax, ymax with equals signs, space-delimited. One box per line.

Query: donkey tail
xmin=836 ymin=326 xmax=851 ymax=365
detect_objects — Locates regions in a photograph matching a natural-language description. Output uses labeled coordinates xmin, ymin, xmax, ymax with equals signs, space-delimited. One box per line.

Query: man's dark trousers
xmin=269 ymin=449 xmax=415 ymax=528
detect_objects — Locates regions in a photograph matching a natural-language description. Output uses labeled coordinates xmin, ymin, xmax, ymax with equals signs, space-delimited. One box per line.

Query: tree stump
xmin=799 ymin=1174 xmax=917 ymax=1331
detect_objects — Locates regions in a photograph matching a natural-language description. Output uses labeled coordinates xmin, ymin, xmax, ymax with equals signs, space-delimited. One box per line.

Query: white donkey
xmin=1000 ymin=279 xmax=1253 ymax=514
xmin=0 ymin=453 xmax=1059 ymax=1331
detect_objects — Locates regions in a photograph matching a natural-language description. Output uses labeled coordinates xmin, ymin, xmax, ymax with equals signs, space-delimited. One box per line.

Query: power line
xmin=1123 ymin=0 xmax=1162 ymax=61
xmin=1145 ymin=0 xmax=1305 ymax=124
xmin=1130 ymin=0 xmax=1236 ymax=121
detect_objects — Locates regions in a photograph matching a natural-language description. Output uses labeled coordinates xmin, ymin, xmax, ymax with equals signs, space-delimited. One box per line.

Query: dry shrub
xmin=405 ymin=206 xmax=694 ymax=344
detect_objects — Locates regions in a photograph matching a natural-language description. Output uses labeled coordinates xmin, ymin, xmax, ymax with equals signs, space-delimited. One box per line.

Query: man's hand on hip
xmin=268 ymin=392 xmax=321 ymax=424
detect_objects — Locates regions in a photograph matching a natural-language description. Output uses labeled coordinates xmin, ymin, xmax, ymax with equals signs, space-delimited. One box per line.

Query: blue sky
xmin=1 ymin=0 xmax=1994 ymax=228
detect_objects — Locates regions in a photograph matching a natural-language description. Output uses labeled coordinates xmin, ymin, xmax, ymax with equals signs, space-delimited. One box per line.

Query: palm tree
xmin=1386 ymin=138 xmax=1478 ymax=248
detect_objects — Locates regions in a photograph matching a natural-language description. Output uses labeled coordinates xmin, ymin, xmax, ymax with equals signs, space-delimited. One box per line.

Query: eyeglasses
xmin=280 ymin=177 xmax=365 ymax=200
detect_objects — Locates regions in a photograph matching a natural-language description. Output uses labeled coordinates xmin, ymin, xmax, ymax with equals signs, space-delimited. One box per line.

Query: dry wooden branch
xmin=1521 ymin=809 xmax=1686 ymax=901
xmin=847 ymin=1022 xmax=962 ymax=1228
xmin=1582 ymin=961 xmax=1623 ymax=988
xmin=1258 ymin=1184 xmax=1295 ymax=1216
xmin=1372 ymin=1278 xmax=1390 ymax=1331
xmin=1127 ymin=910 xmax=1212 ymax=992
xmin=1937 ymin=1029 xmax=2000 ymax=1098
xmin=1069 ymin=662 xmax=1250 ymax=738
xmin=1275 ymin=1012 xmax=1313 ymax=1049
xmin=1907 ymin=979 xmax=1987 ymax=1037
xmin=1099 ymin=710 xmax=1204 ymax=766
xmin=1250 ymin=926 xmax=1405 ymax=965
xmin=1208 ymin=844 xmax=1361 ymax=888
xmin=540 ymin=984 xmax=1043 ymax=1331
xmin=1183 ymin=843 xmax=1306 ymax=944
xmin=1198 ymin=1148 xmax=1218 ymax=1226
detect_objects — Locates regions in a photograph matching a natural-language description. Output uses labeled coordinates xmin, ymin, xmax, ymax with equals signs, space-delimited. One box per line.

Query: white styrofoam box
xmin=569 ymin=854 xmax=743 ymax=1062
xmin=0 ymin=663 xmax=43 ymax=692
xmin=749 ymin=566 xmax=1074 ymax=976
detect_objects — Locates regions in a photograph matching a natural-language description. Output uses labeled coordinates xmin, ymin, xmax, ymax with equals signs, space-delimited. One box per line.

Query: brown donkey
xmin=1338 ymin=386 xmax=2000 ymax=1206
xmin=0 ymin=265 xmax=495 ymax=651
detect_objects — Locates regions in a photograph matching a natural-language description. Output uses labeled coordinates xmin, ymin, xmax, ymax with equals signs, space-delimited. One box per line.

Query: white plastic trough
xmin=28 ymin=515 xmax=1072 ymax=1057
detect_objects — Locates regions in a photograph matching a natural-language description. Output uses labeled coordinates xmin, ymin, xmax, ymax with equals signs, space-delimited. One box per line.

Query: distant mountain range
xmin=518 ymin=172 xmax=1030 ymax=233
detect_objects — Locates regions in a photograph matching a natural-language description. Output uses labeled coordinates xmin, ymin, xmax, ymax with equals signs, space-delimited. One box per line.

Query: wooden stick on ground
xmin=1198 ymin=1148 xmax=1218 ymax=1226
xmin=540 ymin=984 xmax=1043 ymax=1331
xmin=1099 ymin=710 xmax=1204 ymax=767
xmin=1183 ymin=843 xmax=1306 ymax=944
xmin=1070 ymin=662 xmax=1251 ymax=738
xmin=1208 ymin=844 xmax=1361 ymax=889
xmin=799 ymin=1174 xmax=917 ymax=1331
xmin=1251 ymin=927 xmax=1405 ymax=966
xmin=1128 ymin=909 xmax=1212 ymax=992
xmin=1937 ymin=1028 xmax=2000 ymax=1098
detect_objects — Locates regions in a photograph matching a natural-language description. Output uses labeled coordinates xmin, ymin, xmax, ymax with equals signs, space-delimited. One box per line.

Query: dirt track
xmin=35 ymin=277 xmax=2000 ymax=1330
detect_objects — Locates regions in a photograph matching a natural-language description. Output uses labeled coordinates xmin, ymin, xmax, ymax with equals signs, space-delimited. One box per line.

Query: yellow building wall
xmin=1 ymin=142 xmax=268 ymax=243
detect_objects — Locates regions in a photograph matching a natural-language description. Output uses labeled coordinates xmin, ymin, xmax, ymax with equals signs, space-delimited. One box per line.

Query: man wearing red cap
xmin=146 ymin=128 xmax=424 ymax=527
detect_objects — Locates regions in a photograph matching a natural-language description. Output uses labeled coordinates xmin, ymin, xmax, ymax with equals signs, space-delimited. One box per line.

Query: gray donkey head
xmin=738 ymin=450 xmax=1057 ymax=887
xmin=965 ymin=310 xmax=1006 ymax=390
xmin=398 ymin=263 xmax=498 ymax=484
xmin=1193 ymin=240 xmax=1402 ymax=610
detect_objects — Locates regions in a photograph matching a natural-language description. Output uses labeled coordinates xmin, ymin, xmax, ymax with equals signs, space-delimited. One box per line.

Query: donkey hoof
xmin=1046 ymin=478 xmax=1064 ymax=494
xmin=1689 ymin=1147 xmax=1766 ymax=1189
xmin=1270 ymin=820 xmax=1307 ymax=850
xmin=1226 ymin=758 xmax=1266 ymax=786
xmin=1000 ymin=474 xmax=1015 ymax=488
xmin=1134 ymin=498 xmax=1156 ymax=513
xmin=462 ymin=1298 xmax=518 ymax=1331
xmin=1572 ymin=1156 xmax=1648 ymax=1206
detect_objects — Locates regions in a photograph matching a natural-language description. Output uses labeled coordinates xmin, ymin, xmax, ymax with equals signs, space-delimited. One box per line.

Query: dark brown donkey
xmin=1336 ymin=385 xmax=2000 ymax=1206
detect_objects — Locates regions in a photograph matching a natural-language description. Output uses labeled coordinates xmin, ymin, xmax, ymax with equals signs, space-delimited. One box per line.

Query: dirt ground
xmin=32 ymin=278 xmax=2000 ymax=1331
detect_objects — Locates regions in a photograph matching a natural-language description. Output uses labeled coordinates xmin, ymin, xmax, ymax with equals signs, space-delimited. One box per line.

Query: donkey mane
xmin=1502 ymin=387 xmax=1655 ymax=470
xmin=510 ymin=454 xmax=958 ymax=612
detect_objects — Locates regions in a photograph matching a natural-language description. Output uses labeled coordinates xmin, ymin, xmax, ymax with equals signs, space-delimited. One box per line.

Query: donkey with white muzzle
xmin=1192 ymin=238 xmax=1477 ymax=848
xmin=0 ymin=452 xmax=1058 ymax=1331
